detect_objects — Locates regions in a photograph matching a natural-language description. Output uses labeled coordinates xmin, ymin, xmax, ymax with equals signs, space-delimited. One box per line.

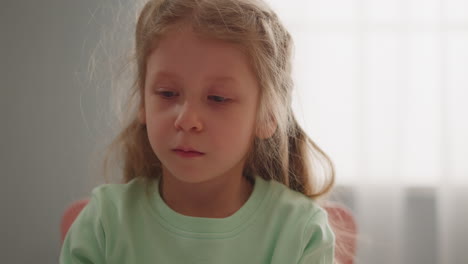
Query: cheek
xmin=213 ymin=110 xmax=256 ymax=144
xmin=145 ymin=111 xmax=172 ymax=142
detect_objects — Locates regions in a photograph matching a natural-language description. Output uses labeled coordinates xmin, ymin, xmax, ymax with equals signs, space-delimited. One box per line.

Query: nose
xmin=174 ymin=101 xmax=203 ymax=132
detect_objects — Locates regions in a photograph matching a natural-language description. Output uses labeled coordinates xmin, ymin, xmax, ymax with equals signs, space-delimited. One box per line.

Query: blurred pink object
xmin=324 ymin=202 xmax=358 ymax=264
xmin=60 ymin=199 xmax=89 ymax=243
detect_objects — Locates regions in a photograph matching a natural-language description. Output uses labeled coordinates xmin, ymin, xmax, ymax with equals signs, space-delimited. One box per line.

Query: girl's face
xmin=141 ymin=27 xmax=260 ymax=185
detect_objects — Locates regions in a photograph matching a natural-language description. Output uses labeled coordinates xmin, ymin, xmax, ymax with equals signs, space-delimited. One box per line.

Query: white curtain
xmin=267 ymin=0 xmax=468 ymax=263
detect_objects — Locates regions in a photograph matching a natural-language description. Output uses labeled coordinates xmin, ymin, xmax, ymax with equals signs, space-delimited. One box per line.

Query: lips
xmin=173 ymin=147 xmax=204 ymax=154
xmin=174 ymin=149 xmax=205 ymax=158
xmin=172 ymin=146 xmax=205 ymax=158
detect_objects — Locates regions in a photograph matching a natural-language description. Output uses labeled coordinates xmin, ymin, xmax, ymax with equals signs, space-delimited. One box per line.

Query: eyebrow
xmin=152 ymin=71 xmax=178 ymax=81
xmin=151 ymin=71 xmax=239 ymax=85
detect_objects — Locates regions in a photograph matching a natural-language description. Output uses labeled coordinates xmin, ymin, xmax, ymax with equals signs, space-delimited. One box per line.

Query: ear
xmin=256 ymin=119 xmax=277 ymax=139
xmin=138 ymin=106 xmax=146 ymax=125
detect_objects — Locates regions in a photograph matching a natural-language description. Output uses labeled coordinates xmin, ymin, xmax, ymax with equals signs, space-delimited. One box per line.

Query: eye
xmin=157 ymin=91 xmax=179 ymax=99
xmin=208 ymin=95 xmax=231 ymax=103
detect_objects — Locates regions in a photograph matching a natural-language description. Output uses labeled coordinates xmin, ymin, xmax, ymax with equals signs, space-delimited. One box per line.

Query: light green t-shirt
xmin=60 ymin=176 xmax=335 ymax=264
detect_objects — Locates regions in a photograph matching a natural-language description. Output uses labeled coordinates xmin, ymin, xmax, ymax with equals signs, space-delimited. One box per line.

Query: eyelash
xmin=156 ymin=91 xmax=232 ymax=103
xmin=157 ymin=91 xmax=178 ymax=99
xmin=207 ymin=95 xmax=231 ymax=103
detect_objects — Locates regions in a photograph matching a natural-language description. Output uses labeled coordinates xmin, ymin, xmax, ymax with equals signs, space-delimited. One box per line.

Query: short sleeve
xmin=60 ymin=192 xmax=106 ymax=264
xmin=297 ymin=208 xmax=335 ymax=264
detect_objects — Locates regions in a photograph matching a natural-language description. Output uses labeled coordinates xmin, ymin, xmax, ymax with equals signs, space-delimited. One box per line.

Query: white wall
xmin=0 ymin=1 xmax=117 ymax=262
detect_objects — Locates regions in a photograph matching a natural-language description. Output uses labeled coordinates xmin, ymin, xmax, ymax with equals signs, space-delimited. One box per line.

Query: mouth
xmin=172 ymin=147 xmax=205 ymax=157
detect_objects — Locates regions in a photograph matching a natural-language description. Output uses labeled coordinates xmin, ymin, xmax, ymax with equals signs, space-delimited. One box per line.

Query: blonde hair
xmin=102 ymin=0 xmax=335 ymax=198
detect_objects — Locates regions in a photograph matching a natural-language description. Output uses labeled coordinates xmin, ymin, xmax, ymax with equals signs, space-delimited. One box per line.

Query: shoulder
xmin=86 ymin=178 xmax=151 ymax=222
xmin=90 ymin=177 xmax=148 ymax=203
xmin=266 ymin=179 xmax=327 ymax=221
xmin=262 ymin=179 xmax=335 ymax=262
xmin=60 ymin=179 xmax=147 ymax=263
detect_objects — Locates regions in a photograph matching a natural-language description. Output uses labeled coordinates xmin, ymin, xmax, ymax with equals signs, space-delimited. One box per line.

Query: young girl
xmin=60 ymin=0 xmax=336 ymax=263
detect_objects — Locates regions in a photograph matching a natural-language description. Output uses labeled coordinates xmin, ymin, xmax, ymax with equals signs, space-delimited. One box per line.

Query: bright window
xmin=267 ymin=0 xmax=468 ymax=186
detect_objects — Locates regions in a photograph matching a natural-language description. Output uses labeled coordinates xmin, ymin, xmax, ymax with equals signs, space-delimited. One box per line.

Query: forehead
xmin=145 ymin=27 xmax=258 ymax=87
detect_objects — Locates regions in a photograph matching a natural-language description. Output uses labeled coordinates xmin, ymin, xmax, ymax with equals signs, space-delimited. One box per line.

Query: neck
xmin=159 ymin=171 xmax=253 ymax=218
